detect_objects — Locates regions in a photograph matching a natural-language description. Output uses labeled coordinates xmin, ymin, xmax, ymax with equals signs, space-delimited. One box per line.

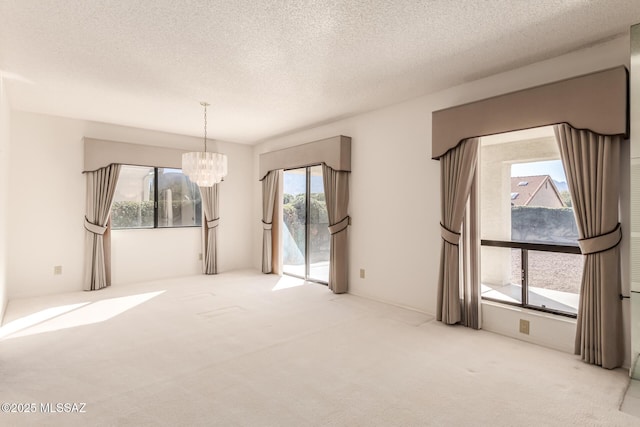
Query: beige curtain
xmin=200 ymin=184 xmax=219 ymax=275
xmin=322 ymin=164 xmax=350 ymax=294
xmin=554 ymin=123 xmax=623 ymax=369
xmin=461 ymin=172 xmax=481 ymax=329
xmin=84 ymin=164 xmax=121 ymax=291
xmin=261 ymin=170 xmax=279 ymax=273
xmin=437 ymin=138 xmax=479 ymax=325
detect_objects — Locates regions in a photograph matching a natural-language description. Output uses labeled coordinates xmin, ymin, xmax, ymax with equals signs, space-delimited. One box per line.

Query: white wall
xmin=0 ymin=77 xmax=10 ymax=321
xmin=8 ymin=112 xmax=253 ymax=298
xmin=253 ymin=36 xmax=631 ymax=361
xmin=111 ymin=228 xmax=200 ymax=286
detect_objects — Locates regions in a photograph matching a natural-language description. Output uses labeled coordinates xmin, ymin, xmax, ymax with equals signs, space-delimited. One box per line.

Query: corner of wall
xmin=0 ymin=77 xmax=11 ymax=323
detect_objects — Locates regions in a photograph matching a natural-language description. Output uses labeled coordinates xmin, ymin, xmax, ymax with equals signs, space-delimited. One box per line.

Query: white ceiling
xmin=1 ymin=1 xmax=640 ymax=145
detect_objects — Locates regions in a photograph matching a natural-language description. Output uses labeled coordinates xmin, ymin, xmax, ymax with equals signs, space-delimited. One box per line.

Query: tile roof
xmin=510 ymin=175 xmax=562 ymax=207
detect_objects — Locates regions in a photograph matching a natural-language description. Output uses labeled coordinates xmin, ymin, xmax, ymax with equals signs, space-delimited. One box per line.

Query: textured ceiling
xmin=1 ymin=0 xmax=640 ymax=144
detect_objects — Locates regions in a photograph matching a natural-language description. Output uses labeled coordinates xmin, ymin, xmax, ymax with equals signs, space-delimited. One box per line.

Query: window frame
xmin=111 ymin=165 xmax=202 ymax=230
xmin=479 ymin=130 xmax=582 ymax=319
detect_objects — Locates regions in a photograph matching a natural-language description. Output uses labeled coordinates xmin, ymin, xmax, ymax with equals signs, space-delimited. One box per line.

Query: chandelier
xmin=182 ymin=102 xmax=228 ymax=187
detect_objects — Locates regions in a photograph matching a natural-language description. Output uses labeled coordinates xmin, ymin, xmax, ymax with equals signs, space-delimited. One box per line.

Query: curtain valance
xmin=259 ymin=135 xmax=351 ymax=180
xmin=432 ymin=66 xmax=628 ymax=159
xmin=84 ymin=138 xmax=188 ymax=172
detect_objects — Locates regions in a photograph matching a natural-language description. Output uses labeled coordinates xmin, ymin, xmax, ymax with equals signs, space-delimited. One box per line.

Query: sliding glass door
xmin=282 ymin=165 xmax=329 ymax=283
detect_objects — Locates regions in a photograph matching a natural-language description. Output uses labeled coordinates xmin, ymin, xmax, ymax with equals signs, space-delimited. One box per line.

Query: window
xmin=111 ymin=165 xmax=202 ymax=229
xmin=479 ymin=127 xmax=583 ymax=317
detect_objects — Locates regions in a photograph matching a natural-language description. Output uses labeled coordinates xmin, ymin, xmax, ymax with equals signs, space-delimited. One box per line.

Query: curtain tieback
xmin=440 ymin=223 xmax=460 ymax=245
xmin=262 ymin=220 xmax=272 ymax=230
xmin=207 ymin=218 xmax=220 ymax=229
xmin=578 ymin=223 xmax=622 ymax=255
xmin=329 ymin=216 xmax=350 ymax=235
xmin=84 ymin=217 xmax=106 ymax=235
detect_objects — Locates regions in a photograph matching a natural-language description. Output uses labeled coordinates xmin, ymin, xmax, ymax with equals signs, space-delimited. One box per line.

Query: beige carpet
xmin=0 ymin=270 xmax=636 ymax=426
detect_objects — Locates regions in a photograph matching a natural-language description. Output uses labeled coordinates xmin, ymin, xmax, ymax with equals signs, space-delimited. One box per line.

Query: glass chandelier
xmin=182 ymin=102 xmax=228 ymax=187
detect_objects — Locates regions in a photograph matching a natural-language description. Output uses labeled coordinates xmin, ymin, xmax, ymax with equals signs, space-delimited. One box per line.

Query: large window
xmin=111 ymin=165 xmax=202 ymax=229
xmin=480 ymin=127 xmax=583 ymax=317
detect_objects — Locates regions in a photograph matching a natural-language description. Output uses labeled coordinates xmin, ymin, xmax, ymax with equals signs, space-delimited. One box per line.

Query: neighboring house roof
xmin=510 ymin=175 xmax=565 ymax=207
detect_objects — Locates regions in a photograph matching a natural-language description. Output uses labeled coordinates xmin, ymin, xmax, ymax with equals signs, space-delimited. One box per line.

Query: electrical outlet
xmin=519 ymin=319 xmax=530 ymax=335
xmin=359 ymin=269 xmax=365 ymax=279
xmin=199 ymin=253 xmax=203 ymax=260
xmin=54 ymin=265 xmax=62 ymax=275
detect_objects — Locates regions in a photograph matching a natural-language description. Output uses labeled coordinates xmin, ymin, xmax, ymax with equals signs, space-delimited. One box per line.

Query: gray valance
xmin=259 ymin=135 xmax=351 ymax=180
xmin=432 ymin=66 xmax=628 ymax=159
xmin=84 ymin=138 xmax=189 ymax=172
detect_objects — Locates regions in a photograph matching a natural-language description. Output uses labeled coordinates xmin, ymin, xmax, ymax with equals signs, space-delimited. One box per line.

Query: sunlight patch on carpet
xmin=272 ymin=275 xmax=306 ymax=291
xmin=1 ymin=291 xmax=165 ymax=339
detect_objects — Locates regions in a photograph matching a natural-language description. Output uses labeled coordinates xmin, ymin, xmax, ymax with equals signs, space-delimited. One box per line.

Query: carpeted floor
xmin=0 ymin=270 xmax=637 ymax=426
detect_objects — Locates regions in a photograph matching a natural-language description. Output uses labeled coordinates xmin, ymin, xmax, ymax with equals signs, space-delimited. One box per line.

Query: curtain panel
xmin=322 ymin=164 xmax=350 ymax=294
xmin=261 ymin=170 xmax=279 ymax=273
xmin=200 ymin=184 xmax=220 ymax=274
xmin=437 ymin=138 xmax=479 ymax=326
xmin=84 ymin=164 xmax=121 ymax=291
xmin=554 ymin=123 xmax=623 ymax=369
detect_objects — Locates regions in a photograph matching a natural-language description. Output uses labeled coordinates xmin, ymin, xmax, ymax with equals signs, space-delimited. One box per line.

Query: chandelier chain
xmin=203 ymin=102 xmax=208 ymax=153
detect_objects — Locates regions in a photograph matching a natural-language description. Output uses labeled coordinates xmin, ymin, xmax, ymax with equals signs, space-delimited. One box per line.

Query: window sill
xmin=482 ymin=300 xmax=576 ymax=324
xmin=112 ymin=225 xmax=202 ymax=231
